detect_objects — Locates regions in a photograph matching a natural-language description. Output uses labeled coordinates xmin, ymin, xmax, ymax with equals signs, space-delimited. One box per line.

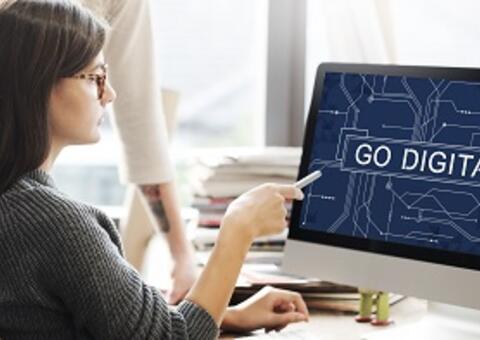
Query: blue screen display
xmin=300 ymin=72 xmax=480 ymax=256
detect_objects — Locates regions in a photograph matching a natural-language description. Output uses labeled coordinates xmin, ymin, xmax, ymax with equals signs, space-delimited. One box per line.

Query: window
xmin=53 ymin=0 xmax=268 ymax=207
xmin=387 ymin=0 xmax=480 ymax=68
xmin=53 ymin=115 xmax=124 ymax=207
xmin=305 ymin=0 xmax=480 ymax=108
xmin=151 ymin=0 xmax=268 ymax=148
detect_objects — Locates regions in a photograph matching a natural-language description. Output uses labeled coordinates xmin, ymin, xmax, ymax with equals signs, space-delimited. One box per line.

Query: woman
xmin=0 ymin=1 xmax=309 ymax=339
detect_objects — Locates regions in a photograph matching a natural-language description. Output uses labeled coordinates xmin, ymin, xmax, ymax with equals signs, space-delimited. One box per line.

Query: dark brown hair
xmin=0 ymin=0 xmax=107 ymax=193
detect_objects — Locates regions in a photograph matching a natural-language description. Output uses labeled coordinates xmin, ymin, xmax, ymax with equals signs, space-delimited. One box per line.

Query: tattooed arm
xmin=140 ymin=181 xmax=197 ymax=304
xmin=141 ymin=187 xmax=171 ymax=232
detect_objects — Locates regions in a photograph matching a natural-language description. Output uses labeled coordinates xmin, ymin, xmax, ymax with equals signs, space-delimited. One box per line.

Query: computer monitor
xmin=282 ymin=63 xmax=480 ymax=339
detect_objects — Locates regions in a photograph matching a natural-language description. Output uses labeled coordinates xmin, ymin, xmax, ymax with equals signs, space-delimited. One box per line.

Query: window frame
xmin=265 ymin=0 xmax=307 ymax=147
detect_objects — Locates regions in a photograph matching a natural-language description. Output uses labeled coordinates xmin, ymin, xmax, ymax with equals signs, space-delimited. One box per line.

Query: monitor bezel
xmin=288 ymin=62 xmax=480 ymax=272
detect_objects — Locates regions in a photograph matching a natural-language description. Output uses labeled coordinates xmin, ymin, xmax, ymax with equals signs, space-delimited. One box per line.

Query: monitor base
xmin=361 ymin=302 xmax=480 ymax=340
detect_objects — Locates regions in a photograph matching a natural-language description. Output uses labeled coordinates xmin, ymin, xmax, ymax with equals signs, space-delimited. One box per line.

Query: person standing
xmin=82 ymin=0 xmax=196 ymax=304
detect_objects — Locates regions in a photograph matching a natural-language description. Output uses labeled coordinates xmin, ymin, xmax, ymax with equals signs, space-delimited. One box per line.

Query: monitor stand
xmin=361 ymin=302 xmax=480 ymax=340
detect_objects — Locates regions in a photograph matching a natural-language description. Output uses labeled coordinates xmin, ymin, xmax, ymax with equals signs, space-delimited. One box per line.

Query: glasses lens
xmin=97 ymin=74 xmax=106 ymax=99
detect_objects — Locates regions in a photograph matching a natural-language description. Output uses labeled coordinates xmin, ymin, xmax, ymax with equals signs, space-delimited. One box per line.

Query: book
xmin=192 ymin=177 xmax=294 ymax=198
xmin=192 ymin=228 xmax=288 ymax=251
xmin=303 ymin=293 xmax=405 ymax=314
xmin=228 ymin=262 xmax=405 ymax=314
xmin=190 ymin=147 xmax=301 ymax=198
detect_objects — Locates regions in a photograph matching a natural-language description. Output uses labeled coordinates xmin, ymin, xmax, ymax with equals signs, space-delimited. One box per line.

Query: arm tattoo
xmin=139 ymin=185 xmax=171 ymax=233
xmin=148 ymin=199 xmax=171 ymax=233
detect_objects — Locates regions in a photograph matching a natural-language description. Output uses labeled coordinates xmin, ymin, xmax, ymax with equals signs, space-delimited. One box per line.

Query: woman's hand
xmin=221 ymin=184 xmax=304 ymax=243
xmin=167 ymin=256 xmax=198 ymax=304
xmin=139 ymin=182 xmax=199 ymax=304
xmin=185 ymin=184 xmax=304 ymax=325
xmin=221 ymin=286 xmax=310 ymax=333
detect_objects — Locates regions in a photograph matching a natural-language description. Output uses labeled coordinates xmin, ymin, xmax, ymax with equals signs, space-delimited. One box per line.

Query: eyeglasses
xmin=70 ymin=64 xmax=108 ymax=100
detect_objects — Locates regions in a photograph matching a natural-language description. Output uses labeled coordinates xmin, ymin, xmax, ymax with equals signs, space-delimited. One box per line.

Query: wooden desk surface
xmin=221 ymin=298 xmax=427 ymax=339
xmin=142 ymin=236 xmax=428 ymax=339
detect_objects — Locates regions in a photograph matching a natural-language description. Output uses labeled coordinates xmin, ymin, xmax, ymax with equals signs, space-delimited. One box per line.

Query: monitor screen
xmin=289 ymin=65 xmax=480 ymax=271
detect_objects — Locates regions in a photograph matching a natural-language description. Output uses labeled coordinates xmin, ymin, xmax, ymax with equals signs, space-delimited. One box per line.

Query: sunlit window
xmin=54 ymin=0 xmax=268 ymax=206
xmin=305 ymin=0 xmax=480 ymax=108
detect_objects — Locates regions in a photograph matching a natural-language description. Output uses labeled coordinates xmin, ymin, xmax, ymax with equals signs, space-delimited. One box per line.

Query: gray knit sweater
xmin=0 ymin=170 xmax=218 ymax=340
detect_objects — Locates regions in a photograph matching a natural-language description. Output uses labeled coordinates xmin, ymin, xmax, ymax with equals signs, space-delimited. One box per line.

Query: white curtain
xmin=305 ymin=0 xmax=392 ymax=101
xmin=306 ymin=0 xmax=480 ymax=67
xmin=306 ymin=0 xmax=390 ymax=64
xmin=305 ymin=0 xmax=480 ymax=102
xmin=388 ymin=0 xmax=480 ymax=68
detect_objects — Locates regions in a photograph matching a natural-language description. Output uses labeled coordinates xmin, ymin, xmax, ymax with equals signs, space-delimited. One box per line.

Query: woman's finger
xmin=274 ymin=290 xmax=310 ymax=320
xmin=272 ymin=311 xmax=308 ymax=326
xmin=275 ymin=184 xmax=304 ymax=200
xmin=274 ymin=301 xmax=295 ymax=313
xmin=265 ymin=323 xmax=288 ymax=333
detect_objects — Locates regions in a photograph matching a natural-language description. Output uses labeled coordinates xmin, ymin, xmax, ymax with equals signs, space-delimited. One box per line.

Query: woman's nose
xmin=101 ymin=80 xmax=116 ymax=106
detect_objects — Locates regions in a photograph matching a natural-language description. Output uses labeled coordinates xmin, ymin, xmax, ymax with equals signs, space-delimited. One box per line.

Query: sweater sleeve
xmin=39 ymin=206 xmax=218 ymax=340
xmin=102 ymin=0 xmax=174 ymax=185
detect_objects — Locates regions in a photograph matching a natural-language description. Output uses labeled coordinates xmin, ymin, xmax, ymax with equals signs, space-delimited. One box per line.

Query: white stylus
xmin=294 ymin=170 xmax=322 ymax=189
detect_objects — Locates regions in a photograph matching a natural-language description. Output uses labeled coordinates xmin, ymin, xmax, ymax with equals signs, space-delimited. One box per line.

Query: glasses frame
xmin=70 ymin=64 xmax=108 ymax=100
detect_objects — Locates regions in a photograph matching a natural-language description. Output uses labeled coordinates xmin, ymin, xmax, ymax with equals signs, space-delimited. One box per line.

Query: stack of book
xmin=234 ymin=263 xmax=404 ymax=313
xmin=195 ymin=252 xmax=404 ymax=314
xmin=191 ymin=227 xmax=288 ymax=252
xmin=190 ymin=147 xmax=301 ymax=230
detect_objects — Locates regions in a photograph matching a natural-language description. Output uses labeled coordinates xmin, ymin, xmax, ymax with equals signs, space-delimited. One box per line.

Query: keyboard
xmin=241 ymin=329 xmax=320 ymax=339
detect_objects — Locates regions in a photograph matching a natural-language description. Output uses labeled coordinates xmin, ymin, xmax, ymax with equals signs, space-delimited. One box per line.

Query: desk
xmin=142 ymin=235 xmax=427 ymax=339
xmin=220 ymin=298 xmax=427 ymax=339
